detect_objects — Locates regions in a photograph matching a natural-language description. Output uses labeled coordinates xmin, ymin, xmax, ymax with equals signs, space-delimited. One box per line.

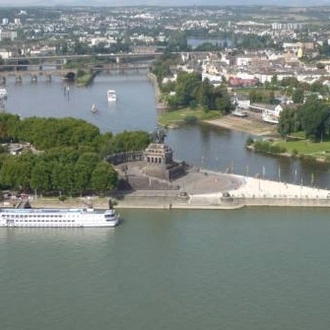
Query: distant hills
xmin=1 ymin=0 xmax=330 ymax=6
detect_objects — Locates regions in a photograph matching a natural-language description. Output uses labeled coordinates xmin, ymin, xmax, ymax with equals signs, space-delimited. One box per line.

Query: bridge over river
xmin=0 ymin=62 xmax=151 ymax=84
xmin=0 ymin=50 xmax=209 ymax=83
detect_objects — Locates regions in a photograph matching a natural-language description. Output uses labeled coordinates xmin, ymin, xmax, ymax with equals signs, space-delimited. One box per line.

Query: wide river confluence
xmin=1 ymin=73 xmax=330 ymax=329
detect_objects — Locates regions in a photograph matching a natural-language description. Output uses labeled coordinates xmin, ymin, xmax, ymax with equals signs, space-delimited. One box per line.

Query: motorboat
xmin=91 ymin=104 xmax=98 ymax=113
xmin=107 ymin=89 xmax=117 ymax=102
xmin=0 ymin=88 xmax=8 ymax=99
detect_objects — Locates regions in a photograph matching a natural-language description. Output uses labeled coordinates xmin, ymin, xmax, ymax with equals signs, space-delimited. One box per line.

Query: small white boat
xmin=0 ymin=88 xmax=8 ymax=98
xmin=262 ymin=113 xmax=279 ymax=124
xmin=91 ymin=104 xmax=98 ymax=113
xmin=232 ymin=110 xmax=248 ymax=117
xmin=107 ymin=89 xmax=117 ymax=102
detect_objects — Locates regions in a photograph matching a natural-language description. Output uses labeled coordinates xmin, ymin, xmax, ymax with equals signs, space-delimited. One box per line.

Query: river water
xmin=1 ymin=209 xmax=330 ymax=330
xmin=1 ymin=73 xmax=330 ymax=329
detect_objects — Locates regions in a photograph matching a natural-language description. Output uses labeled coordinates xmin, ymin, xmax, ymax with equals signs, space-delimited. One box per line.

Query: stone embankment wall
xmin=6 ymin=194 xmax=330 ymax=210
xmin=188 ymin=195 xmax=330 ymax=209
xmin=239 ymin=197 xmax=330 ymax=208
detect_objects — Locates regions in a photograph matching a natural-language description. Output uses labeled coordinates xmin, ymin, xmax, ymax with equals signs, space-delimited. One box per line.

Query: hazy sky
xmin=1 ymin=0 xmax=330 ymax=6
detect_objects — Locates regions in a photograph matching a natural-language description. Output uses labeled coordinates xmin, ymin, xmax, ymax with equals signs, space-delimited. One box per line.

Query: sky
xmin=0 ymin=0 xmax=330 ymax=6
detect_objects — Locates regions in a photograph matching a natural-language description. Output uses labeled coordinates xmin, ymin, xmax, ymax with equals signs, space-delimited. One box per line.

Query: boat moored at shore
xmin=262 ymin=113 xmax=279 ymax=124
xmin=0 ymin=203 xmax=120 ymax=228
xmin=231 ymin=109 xmax=248 ymax=117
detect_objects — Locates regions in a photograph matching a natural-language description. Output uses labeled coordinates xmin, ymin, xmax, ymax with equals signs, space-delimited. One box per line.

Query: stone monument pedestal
xmin=143 ymin=143 xmax=186 ymax=181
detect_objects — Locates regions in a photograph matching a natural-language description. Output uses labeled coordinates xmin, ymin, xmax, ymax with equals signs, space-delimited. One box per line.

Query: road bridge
xmin=0 ymin=68 xmax=77 ymax=84
xmin=0 ymin=61 xmax=150 ymax=83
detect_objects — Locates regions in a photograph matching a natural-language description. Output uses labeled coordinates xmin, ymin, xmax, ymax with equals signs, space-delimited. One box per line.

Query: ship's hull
xmin=0 ymin=208 xmax=120 ymax=228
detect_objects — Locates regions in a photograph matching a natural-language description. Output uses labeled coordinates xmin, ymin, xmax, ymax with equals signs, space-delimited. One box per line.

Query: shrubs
xmin=269 ymin=144 xmax=286 ymax=154
xmin=253 ymin=140 xmax=286 ymax=154
xmin=291 ymin=149 xmax=298 ymax=157
xmin=184 ymin=115 xmax=197 ymax=125
xmin=59 ymin=195 xmax=67 ymax=202
xmin=245 ymin=136 xmax=254 ymax=146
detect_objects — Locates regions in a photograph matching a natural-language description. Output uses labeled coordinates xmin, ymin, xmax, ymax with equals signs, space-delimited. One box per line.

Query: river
xmin=3 ymin=73 xmax=330 ymax=188
xmin=1 ymin=208 xmax=330 ymax=330
xmin=1 ymin=73 xmax=330 ymax=329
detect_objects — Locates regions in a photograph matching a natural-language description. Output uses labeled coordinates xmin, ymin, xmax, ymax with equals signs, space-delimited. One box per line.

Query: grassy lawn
xmin=158 ymin=107 xmax=220 ymax=127
xmin=289 ymin=131 xmax=305 ymax=139
xmin=276 ymin=139 xmax=330 ymax=156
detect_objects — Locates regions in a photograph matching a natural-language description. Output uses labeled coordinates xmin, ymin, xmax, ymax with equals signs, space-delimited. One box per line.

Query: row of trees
xmin=0 ymin=150 xmax=118 ymax=197
xmin=278 ymin=96 xmax=330 ymax=141
xmin=0 ymin=114 xmax=151 ymax=196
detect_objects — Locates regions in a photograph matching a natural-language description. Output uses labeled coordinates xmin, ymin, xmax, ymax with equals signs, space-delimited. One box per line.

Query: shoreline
xmin=7 ymin=172 xmax=330 ymax=210
xmin=147 ymin=72 xmax=168 ymax=111
xmin=204 ymin=115 xmax=278 ymax=137
xmin=148 ymin=70 xmax=275 ymax=137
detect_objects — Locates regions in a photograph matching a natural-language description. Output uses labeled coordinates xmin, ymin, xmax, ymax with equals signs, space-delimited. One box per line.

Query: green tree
xmin=175 ymin=72 xmax=201 ymax=106
xmin=300 ymin=96 xmax=330 ymax=141
xmin=51 ymin=163 xmax=75 ymax=196
xmin=167 ymin=32 xmax=189 ymax=51
xmin=271 ymin=74 xmax=278 ymax=86
xmin=91 ymin=163 xmax=118 ymax=194
xmin=0 ymin=153 xmax=35 ymax=191
xmin=30 ymin=160 xmax=52 ymax=194
xmin=197 ymin=78 xmax=214 ymax=108
xmin=0 ymin=113 xmax=21 ymax=142
xmin=278 ymin=107 xmax=300 ymax=138
xmin=213 ymin=86 xmax=233 ymax=113
xmin=292 ymin=88 xmax=304 ymax=104
xmin=108 ymin=131 xmax=151 ymax=154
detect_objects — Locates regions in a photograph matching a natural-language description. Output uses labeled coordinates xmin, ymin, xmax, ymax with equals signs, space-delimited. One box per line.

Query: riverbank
xmin=204 ymin=114 xmax=278 ymax=136
xmin=147 ymin=72 xmax=168 ymax=111
xmin=149 ymin=71 xmax=279 ymax=136
xmin=8 ymin=170 xmax=330 ymax=210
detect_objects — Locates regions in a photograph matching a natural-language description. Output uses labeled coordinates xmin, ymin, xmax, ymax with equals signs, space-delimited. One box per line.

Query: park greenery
xmin=157 ymin=108 xmax=219 ymax=127
xmin=163 ymin=71 xmax=233 ymax=113
xmin=151 ymin=53 xmax=233 ymax=126
xmin=247 ymin=135 xmax=330 ymax=163
xmin=0 ymin=114 xmax=151 ymax=197
xmin=278 ymin=96 xmax=330 ymax=142
xmin=246 ymin=95 xmax=330 ymax=162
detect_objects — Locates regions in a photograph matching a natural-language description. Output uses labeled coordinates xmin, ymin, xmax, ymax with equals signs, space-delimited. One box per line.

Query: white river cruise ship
xmin=0 ymin=207 xmax=120 ymax=228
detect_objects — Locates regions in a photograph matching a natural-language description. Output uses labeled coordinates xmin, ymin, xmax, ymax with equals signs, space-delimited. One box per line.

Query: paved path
xmin=173 ymin=169 xmax=242 ymax=194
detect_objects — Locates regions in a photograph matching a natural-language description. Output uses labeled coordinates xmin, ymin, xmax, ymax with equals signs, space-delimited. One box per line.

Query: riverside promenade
xmin=6 ymin=169 xmax=330 ymax=210
xmin=115 ymin=169 xmax=330 ymax=210
xmin=19 ymin=168 xmax=330 ymax=210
